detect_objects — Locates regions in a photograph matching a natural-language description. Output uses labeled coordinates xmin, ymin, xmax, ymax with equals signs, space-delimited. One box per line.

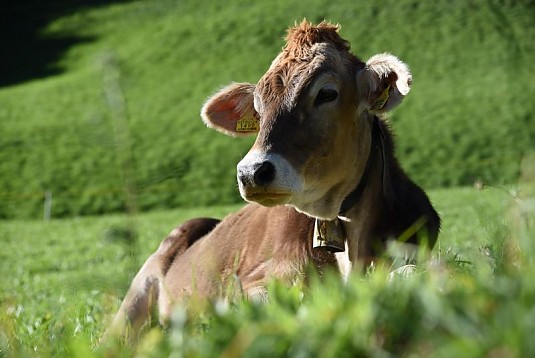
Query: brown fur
xmin=106 ymin=21 xmax=440 ymax=341
xmin=283 ymin=21 xmax=350 ymax=60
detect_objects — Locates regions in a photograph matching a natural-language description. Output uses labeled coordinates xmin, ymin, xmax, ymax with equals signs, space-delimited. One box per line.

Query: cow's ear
xmin=356 ymin=54 xmax=412 ymax=113
xmin=201 ymin=83 xmax=259 ymax=137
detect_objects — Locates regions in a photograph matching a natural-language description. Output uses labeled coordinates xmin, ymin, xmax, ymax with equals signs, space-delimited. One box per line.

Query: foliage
xmin=2 ymin=186 xmax=535 ymax=356
xmin=0 ymin=0 xmax=534 ymax=218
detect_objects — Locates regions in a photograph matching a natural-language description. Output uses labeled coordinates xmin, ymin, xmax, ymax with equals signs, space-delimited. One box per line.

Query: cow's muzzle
xmin=236 ymin=151 xmax=302 ymax=206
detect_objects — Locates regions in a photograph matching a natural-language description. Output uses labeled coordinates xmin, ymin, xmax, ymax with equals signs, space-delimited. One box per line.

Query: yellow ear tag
xmin=370 ymin=84 xmax=391 ymax=111
xmin=236 ymin=117 xmax=260 ymax=133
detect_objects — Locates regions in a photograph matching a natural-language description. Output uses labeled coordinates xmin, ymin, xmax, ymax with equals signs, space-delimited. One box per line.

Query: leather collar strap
xmin=338 ymin=116 xmax=383 ymax=215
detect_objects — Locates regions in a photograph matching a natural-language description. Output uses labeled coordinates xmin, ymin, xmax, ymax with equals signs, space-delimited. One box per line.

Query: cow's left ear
xmin=356 ymin=54 xmax=412 ymax=113
xmin=201 ymin=83 xmax=259 ymax=137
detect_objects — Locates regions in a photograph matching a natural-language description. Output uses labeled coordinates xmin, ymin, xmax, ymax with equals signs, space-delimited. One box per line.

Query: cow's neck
xmin=337 ymin=115 xmax=388 ymax=269
xmin=312 ymin=115 xmax=390 ymax=274
xmin=339 ymin=116 xmax=384 ymax=215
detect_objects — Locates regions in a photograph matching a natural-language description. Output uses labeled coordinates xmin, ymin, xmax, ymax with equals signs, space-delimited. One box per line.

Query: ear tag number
xmin=236 ymin=117 xmax=260 ymax=133
xmin=370 ymin=84 xmax=391 ymax=111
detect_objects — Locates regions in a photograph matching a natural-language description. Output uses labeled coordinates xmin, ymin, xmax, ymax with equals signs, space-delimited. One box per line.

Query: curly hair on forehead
xmin=283 ymin=20 xmax=351 ymax=59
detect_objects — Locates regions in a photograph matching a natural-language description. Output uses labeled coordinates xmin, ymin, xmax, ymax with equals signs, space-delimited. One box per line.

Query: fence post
xmin=43 ymin=190 xmax=52 ymax=221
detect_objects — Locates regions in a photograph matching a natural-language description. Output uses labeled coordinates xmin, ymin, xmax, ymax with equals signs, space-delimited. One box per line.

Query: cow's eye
xmin=314 ymin=88 xmax=338 ymax=106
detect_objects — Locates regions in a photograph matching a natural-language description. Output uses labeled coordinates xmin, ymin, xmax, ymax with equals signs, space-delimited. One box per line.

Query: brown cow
xmin=107 ymin=21 xmax=440 ymax=339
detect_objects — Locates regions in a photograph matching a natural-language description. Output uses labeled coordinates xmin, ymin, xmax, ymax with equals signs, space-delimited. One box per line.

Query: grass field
xmin=2 ymin=184 xmax=534 ymax=356
xmin=2 ymin=0 xmax=535 ymax=356
xmin=2 ymin=0 xmax=534 ymax=218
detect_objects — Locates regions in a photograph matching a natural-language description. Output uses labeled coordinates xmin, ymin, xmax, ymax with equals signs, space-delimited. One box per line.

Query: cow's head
xmin=201 ymin=21 xmax=412 ymax=220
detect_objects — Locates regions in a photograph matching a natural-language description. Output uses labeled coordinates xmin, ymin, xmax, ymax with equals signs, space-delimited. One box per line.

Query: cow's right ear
xmin=201 ymin=83 xmax=259 ymax=137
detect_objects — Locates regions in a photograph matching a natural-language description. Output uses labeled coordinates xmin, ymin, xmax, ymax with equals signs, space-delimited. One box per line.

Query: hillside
xmin=1 ymin=0 xmax=534 ymax=218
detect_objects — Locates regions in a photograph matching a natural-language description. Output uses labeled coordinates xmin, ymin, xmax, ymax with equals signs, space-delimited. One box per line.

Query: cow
xmin=107 ymin=20 xmax=440 ymax=340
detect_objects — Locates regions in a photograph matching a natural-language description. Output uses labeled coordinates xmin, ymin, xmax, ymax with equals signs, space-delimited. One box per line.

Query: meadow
xmin=2 ymin=184 xmax=534 ymax=356
xmin=1 ymin=0 xmax=534 ymax=218
xmin=2 ymin=0 xmax=535 ymax=356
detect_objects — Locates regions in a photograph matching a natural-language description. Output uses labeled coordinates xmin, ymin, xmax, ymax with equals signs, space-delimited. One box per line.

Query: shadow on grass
xmin=1 ymin=0 xmax=131 ymax=88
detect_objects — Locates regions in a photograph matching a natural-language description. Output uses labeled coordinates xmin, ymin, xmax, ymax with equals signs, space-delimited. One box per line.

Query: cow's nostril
xmin=237 ymin=171 xmax=249 ymax=186
xmin=253 ymin=161 xmax=276 ymax=186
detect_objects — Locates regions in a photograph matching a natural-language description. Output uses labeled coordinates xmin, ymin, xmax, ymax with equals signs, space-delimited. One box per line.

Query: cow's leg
xmin=106 ymin=259 xmax=161 ymax=343
xmin=103 ymin=218 xmax=220 ymax=343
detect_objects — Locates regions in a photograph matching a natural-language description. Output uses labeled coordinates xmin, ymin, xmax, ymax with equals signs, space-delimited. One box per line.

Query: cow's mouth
xmin=244 ymin=191 xmax=292 ymax=207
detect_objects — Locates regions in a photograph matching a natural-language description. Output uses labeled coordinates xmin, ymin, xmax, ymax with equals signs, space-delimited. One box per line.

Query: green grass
xmin=2 ymin=0 xmax=535 ymax=354
xmin=1 ymin=0 xmax=534 ymax=218
xmin=2 ymin=185 xmax=534 ymax=356
xmin=0 ymin=204 xmax=242 ymax=356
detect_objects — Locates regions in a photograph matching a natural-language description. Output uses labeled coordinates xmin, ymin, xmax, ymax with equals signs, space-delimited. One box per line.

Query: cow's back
xmin=162 ymin=204 xmax=336 ymax=300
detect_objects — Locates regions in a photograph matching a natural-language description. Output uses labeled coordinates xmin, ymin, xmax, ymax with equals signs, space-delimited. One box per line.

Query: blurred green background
xmin=1 ymin=0 xmax=534 ymax=219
